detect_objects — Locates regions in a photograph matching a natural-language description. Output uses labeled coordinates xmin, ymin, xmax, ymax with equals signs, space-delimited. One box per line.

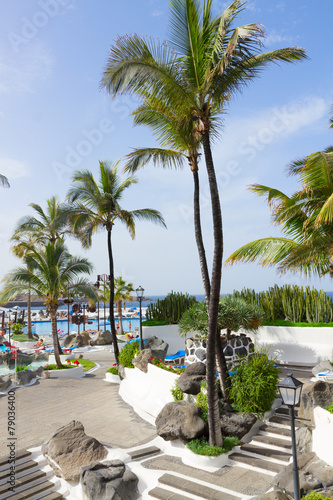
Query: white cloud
xmin=0 ymin=159 xmax=29 ymax=179
xmin=264 ymin=30 xmax=298 ymax=47
xmin=0 ymin=44 xmax=53 ymax=95
xmin=151 ymin=10 xmax=164 ymax=17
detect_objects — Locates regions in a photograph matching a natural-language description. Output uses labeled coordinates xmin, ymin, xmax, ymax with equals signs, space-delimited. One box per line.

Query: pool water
xmin=0 ymin=360 xmax=46 ymax=377
xmin=25 ymin=317 xmax=140 ymax=336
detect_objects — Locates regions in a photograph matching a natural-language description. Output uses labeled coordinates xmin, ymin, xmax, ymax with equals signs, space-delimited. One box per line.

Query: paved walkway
xmin=0 ymin=350 xmax=156 ymax=451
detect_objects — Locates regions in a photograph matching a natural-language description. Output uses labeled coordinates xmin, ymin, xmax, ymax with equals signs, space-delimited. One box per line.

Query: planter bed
xmin=46 ymin=365 xmax=84 ymax=378
xmin=105 ymin=372 xmax=120 ymax=384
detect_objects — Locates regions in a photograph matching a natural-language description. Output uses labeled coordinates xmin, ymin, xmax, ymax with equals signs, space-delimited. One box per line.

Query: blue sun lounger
xmin=165 ymin=350 xmax=185 ymax=365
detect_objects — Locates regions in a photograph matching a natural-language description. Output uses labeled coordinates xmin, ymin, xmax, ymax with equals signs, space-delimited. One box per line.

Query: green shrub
xmin=107 ymin=365 xmax=118 ymax=375
xmin=11 ymin=323 xmax=24 ymax=335
xmin=229 ymin=351 xmax=279 ymax=419
xmin=196 ymin=391 xmax=208 ymax=423
xmin=16 ymin=365 xmax=30 ymax=372
xmin=186 ymin=436 xmax=240 ymax=456
xmin=118 ymin=341 xmax=140 ymax=368
xmin=171 ymin=379 xmax=184 ymax=401
xmin=301 ymin=493 xmax=332 ymax=500
xmin=43 ymin=363 xmax=73 ymax=370
xmin=325 ymin=404 xmax=333 ymax=413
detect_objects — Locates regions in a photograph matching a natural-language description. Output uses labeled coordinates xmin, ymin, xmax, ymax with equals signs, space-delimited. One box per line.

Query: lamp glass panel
xmin=294 ymin=385 xmax=302 ymax=405
xmin=279 ymin=386 xmax=296 ymax=406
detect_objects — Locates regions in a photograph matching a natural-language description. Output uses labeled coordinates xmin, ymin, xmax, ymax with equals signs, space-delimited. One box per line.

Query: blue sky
xmin=0 ymin=0 xmax=332 ymax=295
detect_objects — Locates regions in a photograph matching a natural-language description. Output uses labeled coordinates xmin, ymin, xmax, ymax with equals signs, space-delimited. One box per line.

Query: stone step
xmin=0 ymin=460 xmax=39 ymax=484
xmin=269 ymin=415 xmax=299 ymax=427
xmin=0 ymin=470 xmax=48 ymax=498
xmin=260 ymin=424 xmax=291 ymax=438
xmin=0 ymin=450 xmax=32 ymax=470
xmin=229 ymin=452 xmax=284 ymax=474
xmin=275 ymin=407 xmax=299 ymax=417
xmin=129 ymin=446 xmax=161 ymax=461
xmin=158 ymin=473 xmax=240 ymax=500
xmin=240 ymin=443 xmax=291 ymax=462
xmin=38 ymin=493 xmax=64 ymax=500
xmin=251 ymin=434 xmax=292 ymax=450
xmin=148 ymin=486 xmax=195 ymax=500
xmin=1 ymin=479 xmax=56 ymax=500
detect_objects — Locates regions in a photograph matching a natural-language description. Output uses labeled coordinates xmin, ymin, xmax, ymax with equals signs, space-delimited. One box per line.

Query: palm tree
xmin=101 ymin=0 xmax=306 ymax=446
xmin=0 ymin=175 xmax=9 ymax=188
xmin=226 ymin=114 xmax=333 ymax=277
xmin=66 ymin=161 xmax=166 ymax=363
xmin=11 ymin=196 xmax=71 ymax=245
xmin=114 ymin=277 xmax=134 ymax=335
xmin=0 ymin=241 xmax=95 ymax=367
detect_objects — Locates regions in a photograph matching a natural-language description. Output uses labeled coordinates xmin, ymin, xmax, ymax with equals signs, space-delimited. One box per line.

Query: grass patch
xmin=142 ymin=319 xmax=169 ymax=326
xmin=263 ymin=320 xmax=333 ymax=327
xmin=11 ymin=334 xmax=38 ymax=342
xmin=43 ymin=363 xmax=74 ymax=370
xmin=186 ymin=436 xmax=240 ymax=456
xmin=73 ymin=359 xmax=96 ymax=372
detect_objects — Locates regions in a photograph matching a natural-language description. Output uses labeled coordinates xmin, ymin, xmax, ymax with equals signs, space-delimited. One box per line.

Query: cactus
xmin=145 ymin=291 xmax=197 ymax=324
xmin=233 ymin=285 xmax=333 ymax=323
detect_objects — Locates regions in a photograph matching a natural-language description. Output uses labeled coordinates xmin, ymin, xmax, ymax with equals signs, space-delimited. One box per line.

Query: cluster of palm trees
xmin=0 ymin=162 xmax=165 ymax=366
xmin=101 ymin=0 xmax=306 ymax=446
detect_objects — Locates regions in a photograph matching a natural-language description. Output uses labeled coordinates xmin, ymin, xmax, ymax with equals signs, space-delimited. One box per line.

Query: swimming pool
xmin=25 ymin=317 xmax=140 ymax=336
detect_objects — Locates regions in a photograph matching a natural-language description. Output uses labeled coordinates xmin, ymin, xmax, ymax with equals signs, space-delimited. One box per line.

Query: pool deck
xmin=0 ymin=349 xmax=156 ymax=451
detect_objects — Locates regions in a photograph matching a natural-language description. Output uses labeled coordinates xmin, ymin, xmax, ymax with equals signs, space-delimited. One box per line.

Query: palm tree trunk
xmin=51 ymin=311 xmax=62 ymax=367
xmin=216 ymin=329 xmax=231 ymax=401
xmin=26 ymin=289 xmax=33 ymax=339
xmin=202 ymin=130 xmax=223 ymax=447
xmin=107 ymin=229 xmax=119 ymax=363
xmin=118 ymin=300 xmax=123 ymax=334
xmin=193 ymin=170 xmax=211 ymax=305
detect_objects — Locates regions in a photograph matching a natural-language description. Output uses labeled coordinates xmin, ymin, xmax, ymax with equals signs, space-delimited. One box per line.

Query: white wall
xmin=254 ymin=326 xmax=333 ymax=365
xmin=142 ymin=325 xmax=185 ymax=354
xmin=312 ymin=406 xmax=333 ymax=466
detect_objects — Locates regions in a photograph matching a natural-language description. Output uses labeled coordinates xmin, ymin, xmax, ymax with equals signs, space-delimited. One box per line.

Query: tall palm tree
xmin=0 ymin=175 xmax=9 ymax=188
xmin=0 ymin=241 xmax=95 ymax=367
xmin=66 ymin=161 xmax=166 ymax=363
xmin=114 ymin=276 xmax=134 ymax=335
xmin=11 ymin=196 xmax=71 ymax=245
xmin=101 ymin=0 xmax=306 ymax=446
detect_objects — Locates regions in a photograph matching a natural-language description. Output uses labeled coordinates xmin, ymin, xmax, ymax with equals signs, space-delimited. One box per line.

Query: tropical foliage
xmin=0 ymin=175 xmax=9 ymax=188
xmin=66 ymin=161 xmax=166 ymax=363
xmin=0 ymin=241 xmax=95 ymax=367
xmin=146 ymin=291 xmax=197 ymax=324
xmin=233 ymin=284 xmax=333 ymax=323
xmin=114 ymin=276 xmax=134 ymax=335
xmin=101 ymin=0 xmax=306 ymax=446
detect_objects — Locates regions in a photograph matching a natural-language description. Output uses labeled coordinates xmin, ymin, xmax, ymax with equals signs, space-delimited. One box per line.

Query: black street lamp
xmin=136 ymin=286 xmax=144 ymax=350
xmin=96 ymin=274 xmax=110 ymax=332
xmin=278 ymin=373 xmax=303 ymax=500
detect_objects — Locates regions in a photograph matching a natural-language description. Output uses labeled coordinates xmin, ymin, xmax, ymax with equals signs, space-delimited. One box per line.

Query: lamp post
xmin=277 ymin=373 xmax=303 ymax=500
xmin=136 ymin=286 xmax=144 ymax=350
xmin=96 ymin=274 xmax=110 ymax=332
xmin=7 ymin=309 xmax=12 ymax=347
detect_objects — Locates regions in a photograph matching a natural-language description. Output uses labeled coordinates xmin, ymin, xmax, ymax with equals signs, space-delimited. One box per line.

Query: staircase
xmin=0 ymin=450 xmax=65 ymax=500
xmin=146 ymin=403 xmax=298 ymax=500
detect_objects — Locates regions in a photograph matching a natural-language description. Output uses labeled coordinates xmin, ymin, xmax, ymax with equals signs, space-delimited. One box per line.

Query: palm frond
xmin=0 ymin=174 xmax=10 ymax=188
xmin=124 ymin=147 xmax=185 ymax=173
xmin=225 ymin=237 xmax=299 ymax=267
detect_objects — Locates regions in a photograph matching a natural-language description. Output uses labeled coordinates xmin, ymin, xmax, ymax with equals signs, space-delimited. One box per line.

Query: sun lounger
xmin=165 ymin=350 xmax=185 ymax=365
xmin=317 ymin=371 xmax=333 ymax=382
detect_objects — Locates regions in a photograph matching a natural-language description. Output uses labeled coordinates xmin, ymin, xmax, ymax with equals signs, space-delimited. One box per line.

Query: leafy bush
xmin=229 ymin=351 xmax=279 ymax=419
xmin=118 ymin=341 xmax=140 ymax=368
xmin=11 ymin=323 xmax=24 ymax=335
xmin=196 ymin=391 xmax=208 ymax=423
xmin=325 ymin=404 xmax=333 ymax=414
xmin=16 ymin=365 xmax=30 ymax=372
xmin=146 ymin=291 xmax=197 ymax=324
xmin=171 ymin=379 xmax=184 ymax=401
xmin=107 ymin=366 xmax=119 ymax=375
xmin=186 ymin=436 xmax=240 ymax=456
xmin=301 ymin=493 xmax=332 ymax=500
xmin=151 ymin=357 xmax=185 ymax=375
